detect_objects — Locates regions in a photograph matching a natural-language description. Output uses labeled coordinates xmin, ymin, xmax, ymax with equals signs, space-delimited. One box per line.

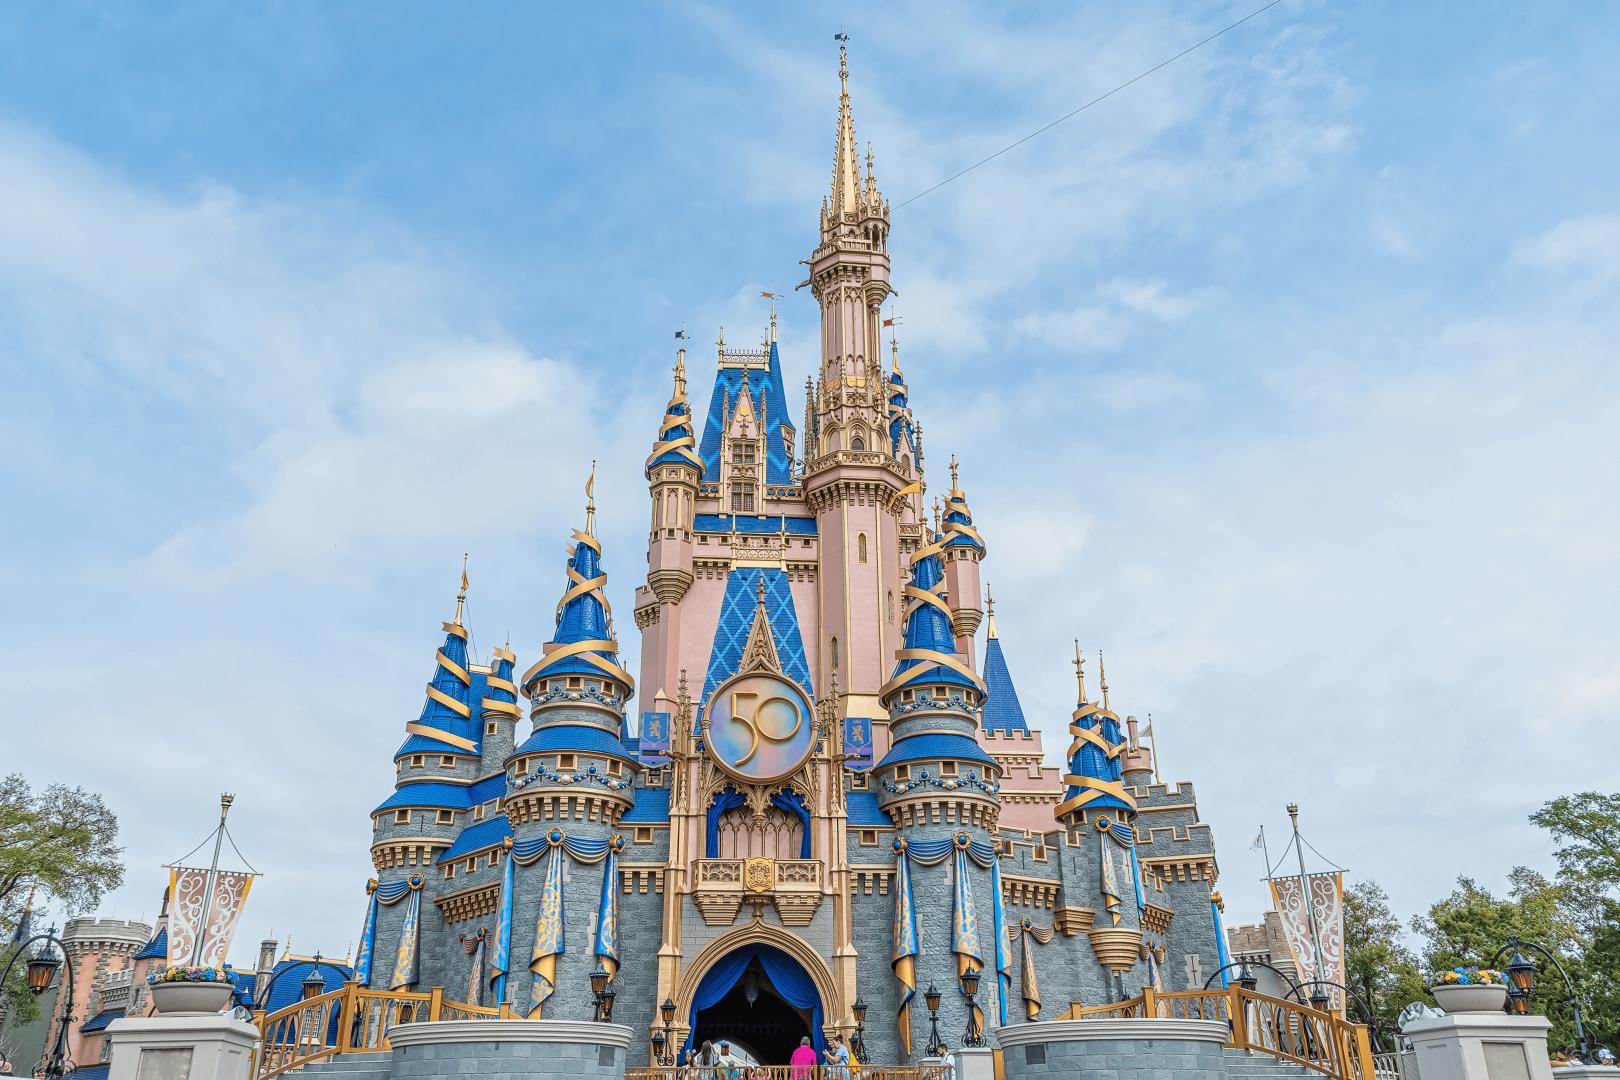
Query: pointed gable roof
xmin=700 ymin=567 xmax=812 ymax=703
xmin=698 ymin=340 xmax=795 ymax=486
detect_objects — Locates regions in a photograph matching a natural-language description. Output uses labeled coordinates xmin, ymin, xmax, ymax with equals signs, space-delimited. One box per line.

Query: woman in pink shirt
xmin=790 ymin=1036 xmax=818 ymax=1080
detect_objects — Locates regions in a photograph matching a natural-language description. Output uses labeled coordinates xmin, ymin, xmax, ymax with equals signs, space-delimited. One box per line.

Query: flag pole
xmin=189 ymin=793 xmax=235 ymax=966
xmin=1287 ymin=803 xmax=1327 ymax=995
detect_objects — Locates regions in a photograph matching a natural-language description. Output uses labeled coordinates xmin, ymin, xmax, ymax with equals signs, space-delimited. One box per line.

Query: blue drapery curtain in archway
xmin=681 ymin=943 xmax=824 ymax=1064
xmin=705 ymin=787 xmax=812 ymax=859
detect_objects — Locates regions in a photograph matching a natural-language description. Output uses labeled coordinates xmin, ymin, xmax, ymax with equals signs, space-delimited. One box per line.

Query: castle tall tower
xmin=804 ymin=41 xmax=918 ymax=726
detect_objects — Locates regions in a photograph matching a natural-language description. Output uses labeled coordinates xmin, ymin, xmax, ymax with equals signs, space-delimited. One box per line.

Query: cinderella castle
xmin=355 ymin=44 xmax=1228 ymax=1068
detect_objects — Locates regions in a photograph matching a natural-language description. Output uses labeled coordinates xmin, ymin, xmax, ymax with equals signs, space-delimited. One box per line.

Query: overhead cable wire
xmin=893 ymin=0 xmax=1290 ymax=210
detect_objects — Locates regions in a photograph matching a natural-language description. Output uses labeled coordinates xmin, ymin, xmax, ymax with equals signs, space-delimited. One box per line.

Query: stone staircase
xmin=1221 ymin=1048 xmax=1320 ymax=1080
xmin=285 ymin=1052 xmax=392 ymax=1080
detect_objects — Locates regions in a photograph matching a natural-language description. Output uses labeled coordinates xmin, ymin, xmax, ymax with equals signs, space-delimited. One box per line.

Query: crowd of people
xmin=679 ymin=1035 xmax=957 ymax=1080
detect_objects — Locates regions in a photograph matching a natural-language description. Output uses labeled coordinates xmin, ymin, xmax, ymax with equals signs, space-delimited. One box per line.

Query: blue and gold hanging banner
xmin=463 ymin=929 xmax=487 ymax=1007
xmin=354 ymin=881 xmax=380 ymax=988
xmin=527 ymin=832 xmax=567 ymax=1017
xmin=594 ymin=835 xmax=625 ymax=981
xmin=489 ymin=839 xmax=515 ymax=1005
xmin=639 ymin=712 xmax=671 ymax=761
xmin=891 ymin=835 xmax=998 ymax=1053
xmin=389 ymin=875 xmax=425 ymax=990
xmin=355 ymin=878 xmax=412 ymax=988
xmin=991 ymin=859 xmax=1011 ymax=1029
xmin=1100 ymin=832 xmax=1123 ymax=927
xmin=506 ymin=828 xmax=616 ymax=1016
xmin=1012 ymin=917 xmax=1055 ymax=1021
xmin=843 ymin=715 xmax=873 ymax=769
xmin=951 ymin=834 xmax=984 ymax=1039
xmin=891 ymin=839 xmax=920 ymax=1058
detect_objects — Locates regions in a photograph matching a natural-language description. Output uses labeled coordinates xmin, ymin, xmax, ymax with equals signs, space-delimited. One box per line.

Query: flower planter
xmin=1430 ymin=983 xmax=1507 ymax=1014
xmin=149 ymin=980 xmax=234 ymax=1015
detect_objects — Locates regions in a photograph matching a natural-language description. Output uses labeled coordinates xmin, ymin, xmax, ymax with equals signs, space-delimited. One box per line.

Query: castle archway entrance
xmin=678 ymin=936 xmax=834 ymax=1067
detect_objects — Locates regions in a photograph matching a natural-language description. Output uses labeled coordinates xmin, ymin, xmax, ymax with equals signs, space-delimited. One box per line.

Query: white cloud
xmin=1514 ymin=213 xmax=1620 ymax=290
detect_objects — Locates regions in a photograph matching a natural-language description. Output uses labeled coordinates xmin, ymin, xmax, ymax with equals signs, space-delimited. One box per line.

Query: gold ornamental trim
xmin=425 ymin=684 xmax=472 ymax=718
xmin=404 ymin=723 xmax=478 ymax=752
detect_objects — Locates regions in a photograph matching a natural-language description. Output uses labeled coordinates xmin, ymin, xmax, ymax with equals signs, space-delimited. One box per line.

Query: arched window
xmin=857 ymin=533 xmax=868 ymax=563
xmin=851 ymin=435 xmax=866 ymax=451
xmin=886 ymin=591 xmax=895 ymax=623
xmin=830 ymin=637 xmax=840 ymax=674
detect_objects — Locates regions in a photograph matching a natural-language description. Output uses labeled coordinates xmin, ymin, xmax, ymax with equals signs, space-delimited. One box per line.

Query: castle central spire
xmin=831 ymin=37 xmax=862 ymax=219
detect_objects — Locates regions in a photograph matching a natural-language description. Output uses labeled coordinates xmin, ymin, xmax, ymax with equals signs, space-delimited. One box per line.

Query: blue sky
xmin=3 ymin=1 xmax=1618 ymax=961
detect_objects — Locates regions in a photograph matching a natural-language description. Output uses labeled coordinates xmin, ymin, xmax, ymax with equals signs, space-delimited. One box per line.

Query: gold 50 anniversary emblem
xmin=705 ymin=672 xmax=815 ymax=783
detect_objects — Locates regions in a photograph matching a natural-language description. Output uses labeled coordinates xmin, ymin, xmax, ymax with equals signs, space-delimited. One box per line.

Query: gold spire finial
xmin=584 ymin=462 xmax=597 ymax=536
xmin=949 ymin=453 xmax=960 ymax=491
xmin=717 ymin=326 xmax=725 ymax=355
xmin=673 ymin=336 xmax=688 ymax=398
xmin=756 ymin=572 xmax=768 ymax=610
xmin=932 ymin=496 xmax=942 ymax=534
xmin=454 ymin=553 xmax=469 ymax=626
xmin=1072 ymin=640 xmax=1087 ymax=703
xmin=985 ymin=585 xmax=997 ymax=640
xmin=1099 ymin=650 xmax=1110 ymax=711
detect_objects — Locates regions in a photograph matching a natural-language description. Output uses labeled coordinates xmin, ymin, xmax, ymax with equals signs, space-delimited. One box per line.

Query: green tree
xmin=0 ymin=774 xmax=125 ymax=1027
xmin=1413 ymin=870 xmax=1589 ymax=1050
xmin=1343 ymin=880 xmax=1425 ymax=1027
xmin=1532 ymin=792 xmax=1620 ymax=897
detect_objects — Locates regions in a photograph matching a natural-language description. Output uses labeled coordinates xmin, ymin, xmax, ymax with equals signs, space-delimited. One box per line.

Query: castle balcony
xmin=691 ymin=857 xmax=824 ymax=928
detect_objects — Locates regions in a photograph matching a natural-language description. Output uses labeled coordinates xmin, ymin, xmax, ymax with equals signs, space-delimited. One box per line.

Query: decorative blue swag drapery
xmin=680 ymin=943 xmax=824 ymax=1065
xmin=704 ymin=787 xmax=812 ymax=859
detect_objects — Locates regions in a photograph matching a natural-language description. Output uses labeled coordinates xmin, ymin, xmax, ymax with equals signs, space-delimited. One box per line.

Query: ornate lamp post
xmin=1493 ymin=936 xmax=1587 ymax=1058
xmin=589 ymin=962 xmax=615 ymax=1023
xmin=960 ymin=966 xmax=985 ymax=1049
xmin=0 ymin=927 xmax=75 ymax=1080
xmin=924 ymin=982 xmax=944 ymax=1056
xmin=654 ymin=996 xmax=677 ymax=1065
xmin=1237 ymin=962 xmax=1260 ymax=993
xmin=851 ymin=997 xmax=869 ymax=1062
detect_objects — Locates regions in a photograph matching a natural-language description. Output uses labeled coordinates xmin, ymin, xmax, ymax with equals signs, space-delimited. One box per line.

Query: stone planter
xmin=148 ymin=980 xmax=233 ymax=1015
xmin=1430 ymin=982 xmax=1508 ymax=1014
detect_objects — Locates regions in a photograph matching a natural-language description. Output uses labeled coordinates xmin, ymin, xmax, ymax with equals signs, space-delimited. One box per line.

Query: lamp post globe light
xmin=1237 ymin=962 xmax=1260 ymax=994
xmin=851 ymin=997 xmax=868 ymax=1062
xmin=1 ymin=927 xmax=75 ymax=1080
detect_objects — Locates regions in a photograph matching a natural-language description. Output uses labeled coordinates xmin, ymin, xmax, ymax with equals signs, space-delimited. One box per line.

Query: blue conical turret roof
xmin=520 ymin=506 xmax=635 ymax=698
xmin=1056 ymin=653 xmax=1135 ymax=819
xmin=646 ymin=348 xmax=704 ymax=476
xmin=881 ymin=536 xmax=983 ymax=698
xmin=981 ymin=638 xmax=1028 ymax=735
xmin=396 ymin=586 xmax=480 ymax=757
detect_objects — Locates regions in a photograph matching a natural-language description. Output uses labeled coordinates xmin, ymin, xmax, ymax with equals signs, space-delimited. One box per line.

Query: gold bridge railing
xmin=1064 ymin=986 xmax=1376 ymax=1080
xmin=252 ymin=984 xmax=516 ymax=1080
